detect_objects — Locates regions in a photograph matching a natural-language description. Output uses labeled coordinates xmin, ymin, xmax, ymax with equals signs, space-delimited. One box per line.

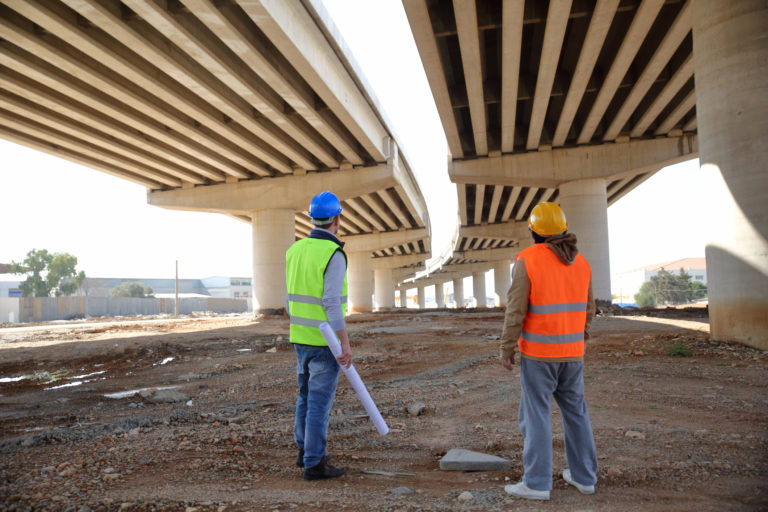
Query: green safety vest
xmin=285 ymin=237 xmax=348 ymax=346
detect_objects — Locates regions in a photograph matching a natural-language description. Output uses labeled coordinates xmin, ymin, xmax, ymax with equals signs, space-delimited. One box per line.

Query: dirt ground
xmin=1 ymin=308 xmax=766 ymax=511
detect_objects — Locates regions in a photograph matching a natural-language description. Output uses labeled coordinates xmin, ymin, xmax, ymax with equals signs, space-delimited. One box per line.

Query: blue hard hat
xmin=308 ymin=191 xmax=342 ymax=220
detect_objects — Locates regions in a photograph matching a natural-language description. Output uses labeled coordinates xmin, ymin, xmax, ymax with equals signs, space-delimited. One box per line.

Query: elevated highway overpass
xmin=401 ymin=0 xmax=766 ymax=347
xmin=0 ymin=1 xmax=765 ymax=347
xmin=0 ymin=0 xmax=431 ymax=313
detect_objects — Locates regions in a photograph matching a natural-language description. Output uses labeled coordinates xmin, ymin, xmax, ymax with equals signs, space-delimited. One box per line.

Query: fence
xmin=1 ymin=296 xmax=249 ymax=324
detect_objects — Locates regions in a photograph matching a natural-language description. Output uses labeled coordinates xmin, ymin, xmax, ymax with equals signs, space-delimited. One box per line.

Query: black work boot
xmin=296 ymin=450 xmax=332 ymax=468
xmin=303 ymin=457 xmax=346 ymax=481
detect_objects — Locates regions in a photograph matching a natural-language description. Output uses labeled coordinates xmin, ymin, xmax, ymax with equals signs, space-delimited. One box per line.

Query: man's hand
xmin=335 ymin=329 xmax=353 ymax=369
xmin=501 ymin=354 xmax=515 ymax=371
xmin=336 ymin=345 xmax=353 ymax=369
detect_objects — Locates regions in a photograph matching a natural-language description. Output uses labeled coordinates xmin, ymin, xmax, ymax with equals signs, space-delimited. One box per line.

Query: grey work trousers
xmin=518 ymin=358 xmax=598 ymax=491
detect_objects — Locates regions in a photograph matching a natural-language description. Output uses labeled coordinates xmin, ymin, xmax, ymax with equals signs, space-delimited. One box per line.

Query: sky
xmin=0 ymin=0 xmax=712 ymax=293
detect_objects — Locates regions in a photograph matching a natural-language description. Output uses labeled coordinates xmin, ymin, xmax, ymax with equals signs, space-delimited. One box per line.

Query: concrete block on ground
xmin=439 ymin=448 xmax=512 ymax=471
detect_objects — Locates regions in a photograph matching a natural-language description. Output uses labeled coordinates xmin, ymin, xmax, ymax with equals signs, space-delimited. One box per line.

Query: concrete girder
xmin=452 ymin=246 xmax=522 ymax=262
xmin=184 ymin=0 xmax=363 ymax=166
xmin=578 ymin=0 xmax=666 ymax=144
xmin=655 ymin=90 xmax=696 ymax=135
xmin=631 ymin=55 xmax=695 ymax=138
xmin=371 ymin=253 xmax=427 ymax=270
xmin=603 ymin=1 xmax=692 ymax=141
xmin=552 ymin=0 xmax=619 ymax=147
xmin=0 ymin=13 xmax=244 ymax=180
xmin=500 ymin=0 xmax=524 ymax=153
xmin=402 ymin=0 xmax=463 ymax=158
xmin=344 ymin=228 xmax=428 ymax=253
xmin=453 ymin=0 xmax=487 ymax=156
xmin=526 ymin=0 xmax=571 ymax=151
xmin=64 ymin=0 xmax=316 ymax=173
xmin=120 ymin=0 xmax=338 ymax=169
xmin=0 ymin=126 xmax=164 ymax=189
xmin=244 ymin=0 xmax=388 ymax=162
xmin=449 ymin=136 xmax=698 ymax=188
xmin=148 ymin=164 xmax=392 ymax=215
xmin=0 ymin=101 xmax=184 ymax=188
xmin=7 ymin=0 xmax=280 ymax=176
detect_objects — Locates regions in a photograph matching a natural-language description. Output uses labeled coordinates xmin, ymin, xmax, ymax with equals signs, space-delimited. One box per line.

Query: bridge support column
xmin=398 ymin=289 xmax=407 ymax=308
xmin=417 ymin=286 xmax=426 ymax=309
xmin=693 ymin=0 xmax=768 ymax=348
xmin=435 ymin=282 xmax=445 ymax=308
xmin=374 ymin=267 xmax=395 ymax=310
xmin=493 ymin=260 xmax=511 ymax=307
xmin=347 ymin=251 xmax=372 ymax=312
xmin=453 ymin=277 xmax=464 ymax=308
xmin=252 ymin=209 xmax=295 ymax=314
xmin=472 ymin=270 xmax=487 ymax=308
xmin=558 ymin=178 xmax=611 ymax=303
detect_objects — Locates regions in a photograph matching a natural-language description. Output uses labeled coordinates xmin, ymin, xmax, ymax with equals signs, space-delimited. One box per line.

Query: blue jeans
xmin=518 ymin=358 xmax=598 ymax=491
xmin=293 ymin=343 xmax=340 ymax=468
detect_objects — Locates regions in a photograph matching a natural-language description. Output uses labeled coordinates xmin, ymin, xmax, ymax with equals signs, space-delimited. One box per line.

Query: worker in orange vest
xmin=500 ymin=202 xmax=598 ymax=501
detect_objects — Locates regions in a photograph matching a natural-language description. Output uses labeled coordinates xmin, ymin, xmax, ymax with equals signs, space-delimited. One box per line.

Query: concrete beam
xmin=371 ymin=253 xmax=427 ymax=270
xmin=244 ymin=0 xmax=388 ymax=162
xmin=402 ymin=0 xmax=463 ymax=158
xmin=632 ymin=55 xmax=694 ymax=138
xmin=578 ymin=0 xmax=665 ymax=144
xmin=460 ymin=221 xmax=530 ymax=241
xmin=452 ymin=246 xmax=521 ymax=262
xmin=527 ymin=0 xmax=571 ymax=150
xmin=180 ymin=0 xmax=360 ymax=166
xmin=604 ymin=0 xmax=692 ymax=141
xmin=344 ymin=228 xmax=428 ymax=252
xmin=553 ymin=0 xmax=619 ymax=146
xmin=449 ymin=136 xmax=698 ymax=187
xmin=501 ymin=0 xmax=524 ymax=153
xmin=453 ymin=0 xmax=487 ymax=155
xmin=148 ymin=164 xmax=393 ymax=215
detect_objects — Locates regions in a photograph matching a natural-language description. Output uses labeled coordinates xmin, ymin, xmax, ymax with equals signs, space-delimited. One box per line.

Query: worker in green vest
xmin=286 ymin=190 xmax=352 ymax=481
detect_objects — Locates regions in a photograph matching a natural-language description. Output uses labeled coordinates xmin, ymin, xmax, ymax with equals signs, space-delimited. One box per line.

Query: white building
xmin=613 ymin=257 xmax=707 ymax=305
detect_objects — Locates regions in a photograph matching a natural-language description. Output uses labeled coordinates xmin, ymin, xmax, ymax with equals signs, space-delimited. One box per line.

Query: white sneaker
xmin=562 ymin=468 xmax=595 ymax=494
xmin=504 ymin=481 xmax=550 ymax=500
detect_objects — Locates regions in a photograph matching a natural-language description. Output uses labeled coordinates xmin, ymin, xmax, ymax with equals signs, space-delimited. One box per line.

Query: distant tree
xmin=635 ymin=281 xmax=657 ymax=307
xmin=635 ymin=268 xmax=703 ymax=307
xmin=8 ymin=249 xmax=86 ymax=297
xmin=689 ymin=280 xmax=707 ymax=300
xmin=110 ymin=282 xmax=154 ymax=298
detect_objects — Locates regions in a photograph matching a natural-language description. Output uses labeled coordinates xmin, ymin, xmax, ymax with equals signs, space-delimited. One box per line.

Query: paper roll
xmin=318 ymin=322 xmax=389 ymax=435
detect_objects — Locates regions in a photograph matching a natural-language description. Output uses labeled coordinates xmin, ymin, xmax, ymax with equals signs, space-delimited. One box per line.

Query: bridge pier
xmin=417 ymin=285 xmax=426 ymax=309
xmin=251 ymin=209 xmax=295 ymax=314
xmin=472 ymin=270 xmax=487 ymax=308
xmin=558 ymin=178 xmax=611 ymax=303
xmin=453 ymin=277 xmax=464 ymax=308
xmin=347 ymin=251 xmax=373 ymax=313
xmin=373 ymin=267 xmax=395 ymax=309
xmin=493 ymin=259 xmax=512 ymax=307
xmin=693 ymin=0 xmax=768 ymax=348
xmin=435 ymin=282 xmax=445 ymax=308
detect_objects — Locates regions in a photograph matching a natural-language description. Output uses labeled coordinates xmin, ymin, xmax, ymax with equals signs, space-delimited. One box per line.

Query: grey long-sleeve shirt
xmin=322 ymin=249 xmax=347 ymax=331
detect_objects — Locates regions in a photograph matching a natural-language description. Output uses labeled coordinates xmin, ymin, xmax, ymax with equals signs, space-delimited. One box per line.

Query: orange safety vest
xmin=516 ymin=243 xmax=591 ymax=360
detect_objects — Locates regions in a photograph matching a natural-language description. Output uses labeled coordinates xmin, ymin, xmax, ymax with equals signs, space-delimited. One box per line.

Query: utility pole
xmin=174 ymin=260 xmax=179 ymax=317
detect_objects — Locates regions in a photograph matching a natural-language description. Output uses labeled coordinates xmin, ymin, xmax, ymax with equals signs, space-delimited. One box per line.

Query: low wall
xmin=0 ymin=297 xmax=20 ymax=324
xmin=9 ymin=296 xmax=248 ymax=323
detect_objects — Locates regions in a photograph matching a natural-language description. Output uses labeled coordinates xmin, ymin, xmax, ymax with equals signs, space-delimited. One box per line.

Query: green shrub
xmin=669 ymin=342 xmax=691 ymax=357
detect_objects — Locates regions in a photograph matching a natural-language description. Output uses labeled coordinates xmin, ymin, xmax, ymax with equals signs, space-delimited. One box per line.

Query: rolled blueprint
xmin=318 ymin=321 xmax=389 ymax=435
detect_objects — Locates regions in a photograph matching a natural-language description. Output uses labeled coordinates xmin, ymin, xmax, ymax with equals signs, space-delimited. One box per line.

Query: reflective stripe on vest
xmin=516 ymin=243 xmax=591 ymax=359
xmin=285 ymin=237 xmax=348 ymax=346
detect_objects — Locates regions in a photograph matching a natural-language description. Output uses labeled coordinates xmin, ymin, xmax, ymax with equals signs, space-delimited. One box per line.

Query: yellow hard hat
xmin=528 ymin=202 xmax=568 ymax=236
